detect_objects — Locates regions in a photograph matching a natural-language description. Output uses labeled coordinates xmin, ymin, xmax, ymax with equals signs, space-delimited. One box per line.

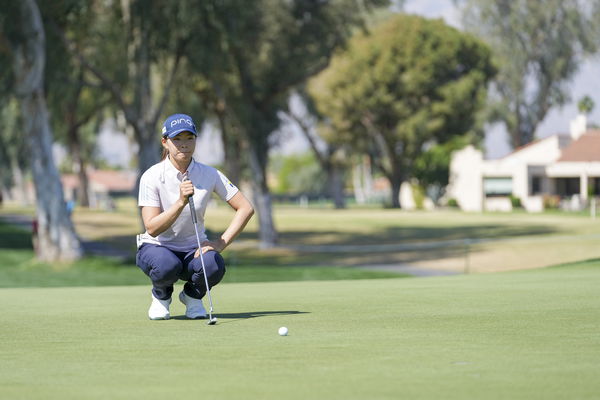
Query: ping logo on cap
xmin=170 ymin=118 xmax=194 ymax=128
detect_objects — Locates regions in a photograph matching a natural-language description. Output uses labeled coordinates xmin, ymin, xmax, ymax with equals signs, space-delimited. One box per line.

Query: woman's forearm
xmin=144 ymin=200 xmax=187 ymax=237
xmin=220 ymin=206 xmax=254 ymax=249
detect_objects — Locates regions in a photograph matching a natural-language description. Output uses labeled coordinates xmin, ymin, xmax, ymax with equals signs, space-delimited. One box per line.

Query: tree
xmin=2 ymin=0 xmax=82 ymax=261
xmin=412 ymin=136 xmax=470 ymax=204
xmin=578 ymin=95 xmax=595 ymax=115
xmin=309 ymin=14 xmax=495 ymax=207
xmin=271 ymin=152 xmax=326 ymax=196
xmin=42 ymin=1 xmax=110 ymax=207
xmin=186 ymin=0 xmax=387 ymax=247
xmin=58 ymin=0 xmax=191 ymax=182
xmin=461 ymin=0 xmax=597 ymax=148
xmin=0 ymin=99 xmax=29 ymax=200
xmin=281 ymin=91 xmax=348 ymax=209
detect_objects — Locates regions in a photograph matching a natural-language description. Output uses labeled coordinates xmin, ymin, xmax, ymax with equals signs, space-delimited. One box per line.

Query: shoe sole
xmin=149 ymin=314 xmax=170 ymax=320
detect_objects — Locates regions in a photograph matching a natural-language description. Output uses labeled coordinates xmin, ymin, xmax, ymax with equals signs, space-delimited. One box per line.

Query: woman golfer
xmin=136 ymin=113 xmax=254 ymax=320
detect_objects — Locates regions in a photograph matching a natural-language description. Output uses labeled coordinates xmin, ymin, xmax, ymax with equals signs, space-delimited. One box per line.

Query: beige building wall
xmin=447 ymin=145 xmax=483 ymax=211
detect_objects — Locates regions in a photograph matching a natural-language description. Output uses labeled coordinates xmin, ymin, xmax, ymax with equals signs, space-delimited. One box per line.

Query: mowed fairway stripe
xmin=1 ymin=265 xmax=599 ymax=400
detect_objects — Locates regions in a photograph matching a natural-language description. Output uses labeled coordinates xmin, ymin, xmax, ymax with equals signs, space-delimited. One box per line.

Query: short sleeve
xmin=214 ymin=169 xmax=239 ymax=201
xmin=138 ymin=171 xmax=161 ymax=207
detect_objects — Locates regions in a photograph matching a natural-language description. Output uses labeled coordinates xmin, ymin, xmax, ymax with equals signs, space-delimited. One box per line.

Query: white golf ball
xmin=278 ymin=326 xmax=288 ymax=336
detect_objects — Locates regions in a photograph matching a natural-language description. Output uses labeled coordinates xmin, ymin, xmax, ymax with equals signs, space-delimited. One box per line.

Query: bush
xmin=447 ymin=198 xmax=459 ymax=208
xmin=509 ymin=195 xmax=522 ymax=208
xmin=411 ymin=183 xmax=426 ymax=210
xmin=543 ymin=195 xmax=561 ymax=210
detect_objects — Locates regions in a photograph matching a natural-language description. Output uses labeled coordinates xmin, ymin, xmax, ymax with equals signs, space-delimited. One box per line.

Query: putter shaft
xmin=187 ymin=194 xmax=217 ymax=324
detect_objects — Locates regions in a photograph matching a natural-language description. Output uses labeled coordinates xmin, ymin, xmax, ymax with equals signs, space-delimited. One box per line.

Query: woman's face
xmin=163 ymin=131 xmax=196 ymax=163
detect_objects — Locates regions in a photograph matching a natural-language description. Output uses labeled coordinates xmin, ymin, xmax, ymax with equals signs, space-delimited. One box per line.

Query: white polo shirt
xmin=137 ymin=157 xmax=239 ymax=252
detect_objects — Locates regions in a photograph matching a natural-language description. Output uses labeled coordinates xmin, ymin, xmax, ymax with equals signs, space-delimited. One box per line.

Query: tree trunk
xmin=76 ymin=153 xmax=90 ymax=207
xmin=390 ymin=179 xmax=401 ymax=209
xmin=352 ymin=156 xmax=375 ymax=204
xmin=246 ymin=140 xmax=277 ymax=248
xmin=133 ymin=122 xmax=160 ymax=217
xmin=9 ymin=159 xmax=29 ymax=204
xmin=388 ymin=161 xmax=404 ymax=209
xmin=67 ymin=121 xmax=90 ymax=207
xmin=65 ymin=70 xmax=90 ymax=207
xmin=216 ymin=110 xmax=242 ymax=185
xmin=13 ymin=0 xmax=82 ymax=261
xmin=352 ymin=164 xmax=365 ymax=204
xmin=327 ymin=163 xmax=346 ymax=209
xmin=136 ymin=125 xmax=161 ymax=177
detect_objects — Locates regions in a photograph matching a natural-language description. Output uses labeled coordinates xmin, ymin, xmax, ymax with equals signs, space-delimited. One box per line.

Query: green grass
xmin=0 ymin=220 xmax=403 ymax=288
xmin=4 ymin=200 xmax=600 ymax=274
xmin=1 ymin=263 xmax=599 ymax=399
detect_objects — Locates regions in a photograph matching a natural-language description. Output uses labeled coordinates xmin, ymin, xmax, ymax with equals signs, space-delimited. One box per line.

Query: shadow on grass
xmin=172 ymin=310 xmax=308 ymax=323
xmin=0 ymin=220 xmax=33 ymax=250
xmin=225 ymin=245 xmax=477 ymax=268
xmin=278 ymin=224 xmax=560 ymax=246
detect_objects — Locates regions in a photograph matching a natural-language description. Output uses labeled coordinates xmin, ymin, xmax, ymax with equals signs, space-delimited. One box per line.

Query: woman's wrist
xmin=176 ymin=198 xmax=187 ymax=209
xmin=218 ymin=237 xmax=229 ymax=251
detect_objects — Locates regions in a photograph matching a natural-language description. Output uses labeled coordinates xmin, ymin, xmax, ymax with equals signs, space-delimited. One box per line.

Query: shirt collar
xmin=163 ymin=156 xmax=195 ymax=182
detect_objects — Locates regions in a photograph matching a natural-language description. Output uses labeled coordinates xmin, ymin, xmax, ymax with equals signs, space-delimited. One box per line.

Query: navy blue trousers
xmin=136 ymin=243 xmax=226 ymax=300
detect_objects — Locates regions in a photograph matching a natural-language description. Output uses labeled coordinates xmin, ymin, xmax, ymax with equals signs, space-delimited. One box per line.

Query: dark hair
xmin=161 ymin=136 xmax=168 ymax=160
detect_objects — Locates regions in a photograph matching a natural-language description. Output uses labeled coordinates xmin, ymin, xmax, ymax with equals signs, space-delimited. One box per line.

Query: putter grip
xmin=183 ymin=175 xmax=197 ymax=224
xmin=188 ymin=196 xmax=197 ymax=224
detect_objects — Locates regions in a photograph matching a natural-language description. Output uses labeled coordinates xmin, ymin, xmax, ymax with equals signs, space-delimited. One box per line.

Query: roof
xmin=557 ymin=130 xmax=600 ymax=162
xmin=498 ymin=134 xmax=569 ymax=160
xmin=62 ymin=170 xmax=136 ymax=192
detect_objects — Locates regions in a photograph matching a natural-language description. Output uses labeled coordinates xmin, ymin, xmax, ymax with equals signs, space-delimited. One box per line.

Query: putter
xmin=187 ymin=191 xmax=218 ymax=325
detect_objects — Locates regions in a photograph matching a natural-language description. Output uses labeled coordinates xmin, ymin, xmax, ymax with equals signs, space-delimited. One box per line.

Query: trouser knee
xmin=206 ymin=251 xmax=226 ymax=286
xmin=151 ymin=262 xmax=182 ymax=286
xmin=187 ymin=251 xmax=226 ymax=297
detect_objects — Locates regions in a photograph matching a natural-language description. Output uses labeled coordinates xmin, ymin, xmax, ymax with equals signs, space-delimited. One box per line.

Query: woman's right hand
xmin=179 ymin=179 xmax=195 ymax=205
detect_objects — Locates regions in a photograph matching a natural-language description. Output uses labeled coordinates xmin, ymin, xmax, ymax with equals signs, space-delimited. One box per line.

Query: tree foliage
xmin=182 ymin=0 xmax=388 ymax=246
xmin=272 ymin=153 xmax=326 ymax=196
xmin=461 ymin=0 xmax=597 ymax=148
xmin=578 ymin=95 xmax=595 ymax=115
xmin=309 ymin=14 xmax=495 ymax=207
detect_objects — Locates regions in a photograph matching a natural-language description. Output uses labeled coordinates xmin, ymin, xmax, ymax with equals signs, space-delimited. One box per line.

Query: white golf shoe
xmin=179 ymin=291 xmax=207 ymax=319
xmin=148 ymin=294 xmax=171 ymax=320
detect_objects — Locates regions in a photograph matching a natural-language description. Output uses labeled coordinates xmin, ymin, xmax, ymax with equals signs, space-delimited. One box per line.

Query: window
xmin=484 ymin=177 xmax=512 ymax=197
xmin=531 ymin=176 xmax=542 ymax=195
xmin=555 ymin=178 xmax=580 ymax=197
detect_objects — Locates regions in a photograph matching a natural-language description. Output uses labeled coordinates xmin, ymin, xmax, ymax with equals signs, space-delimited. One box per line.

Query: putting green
xmin=1 ymin=264 xmax=599 ymax=400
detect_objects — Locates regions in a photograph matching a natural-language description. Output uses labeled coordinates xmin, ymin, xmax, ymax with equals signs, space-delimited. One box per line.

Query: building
xmin=62 ymin=169 xmax=136 ymax=209
xmin=447 ymin=115 xmax=600 ymax=212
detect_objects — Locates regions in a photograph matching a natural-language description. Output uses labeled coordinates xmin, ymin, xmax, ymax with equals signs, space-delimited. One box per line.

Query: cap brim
xmin=166 ymin=129 xmax=198 ymax=138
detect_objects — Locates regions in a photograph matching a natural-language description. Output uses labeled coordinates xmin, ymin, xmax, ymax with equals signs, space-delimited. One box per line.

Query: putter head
xmin=207 ymin=317 xmax=218 ymax=325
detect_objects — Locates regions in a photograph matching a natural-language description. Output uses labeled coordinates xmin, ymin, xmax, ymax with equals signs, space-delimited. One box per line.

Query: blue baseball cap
xmin=161 ymin=113 xmax=198 ymax=138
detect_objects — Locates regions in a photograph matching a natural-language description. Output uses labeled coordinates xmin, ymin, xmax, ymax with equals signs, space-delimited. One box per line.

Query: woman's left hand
xmin=194 ymin=238 xmax=227 ymax=257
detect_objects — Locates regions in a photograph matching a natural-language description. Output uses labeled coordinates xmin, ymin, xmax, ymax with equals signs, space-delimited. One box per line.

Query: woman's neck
xmin=168 ymin=155 xmax=192 ymax=174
